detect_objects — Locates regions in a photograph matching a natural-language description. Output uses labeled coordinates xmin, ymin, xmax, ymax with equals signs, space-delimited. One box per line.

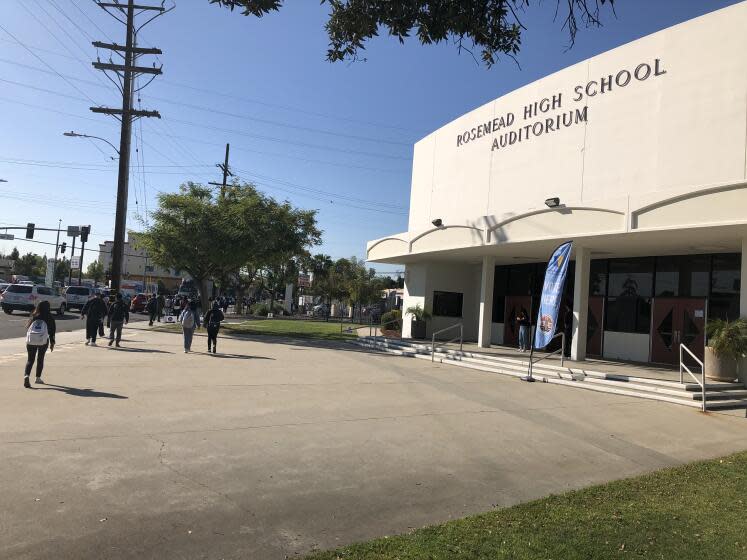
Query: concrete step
xmin=354 ymin=338 xmax=747 ymax=411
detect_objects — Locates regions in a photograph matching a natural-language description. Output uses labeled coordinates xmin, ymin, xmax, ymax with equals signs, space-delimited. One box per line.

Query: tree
xmin=210 ymin=0 xmax=615 ymax=67
xmin=14 ymin=252 xmax=45 ymax=277
xmin=10 ymin=247 xmax=19 ymax=261
xmin=55 ymin=259 xmax=71 ymax=284
xmin=86 ymin=261 xmax=104 ymax=285
xmin=138 ymin=181 xmax=321 ymax=311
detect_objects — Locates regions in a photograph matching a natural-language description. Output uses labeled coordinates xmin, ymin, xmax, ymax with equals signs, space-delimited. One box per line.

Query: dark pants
xmin=149 ymin=311 xmax=157 ymax=325
xmin=25 ymin=343 xmax=48 ymax=378
xmin=110 ymin=320 xmax=124 ymax=343
xmin=207 ymin=326 xmax=219 ymax=350
xmin=86 ymin=319 xmax=101 ymax=342
xmin=182 ymin=327 xmax=195 ymax=351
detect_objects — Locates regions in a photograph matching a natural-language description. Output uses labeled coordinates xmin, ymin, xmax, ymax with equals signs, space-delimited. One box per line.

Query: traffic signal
xmin=60 ymin=242 xmax=67 ymax=254
xmin=25 ymin=222 xmax=34 ymax=239
xmin=80 ymin=225 xmax=90 ymax=243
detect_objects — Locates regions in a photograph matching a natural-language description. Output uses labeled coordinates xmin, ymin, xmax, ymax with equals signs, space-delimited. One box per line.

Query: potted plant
xmin=405 ymin=304 xmax=432 ymax=340
xmin=704 ymin=319 xmax=747 ymax=382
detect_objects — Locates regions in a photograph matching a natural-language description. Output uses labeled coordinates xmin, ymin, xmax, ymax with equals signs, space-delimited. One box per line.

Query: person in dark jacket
xmin=24 ymin=300 xmax=56 ymax=388
xmin=108 ymin=293 xmax=130 ymax=347
xmin=156 ymin=294 xmax=165 ymax=322
xmin=204 ymin=301 xmax=225 ymax=354
xmin=81 ymin=293 xmax=108 ymax=346
xmin=146 ymin=294 xmax=158 ymax=326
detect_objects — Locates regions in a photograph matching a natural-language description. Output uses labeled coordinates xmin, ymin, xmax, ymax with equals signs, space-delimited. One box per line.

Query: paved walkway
xmin=1 ymin=325 xmax=746 ymax=559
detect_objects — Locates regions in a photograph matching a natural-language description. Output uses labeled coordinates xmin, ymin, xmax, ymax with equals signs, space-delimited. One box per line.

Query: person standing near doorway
xmin=24 ymin=300 xmax=56 ymax=388
xmin=81 ymin=293 xmax=108 ymax=346
xmin=204 ymin=300 xmax=225 ymax=354
xmin=563 ymin=303 xmax=573 ymax=358
xmin=179 ymin=299 xmax=201 ymax=353
xmin=108 ymin=293 xmax=130 ymax=347
xmin=517 ymin=310 xmax=530 ymax=352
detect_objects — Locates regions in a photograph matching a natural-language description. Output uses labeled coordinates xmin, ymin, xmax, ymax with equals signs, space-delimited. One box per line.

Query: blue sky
xmin=0 ymin=0 xmax=740 ymax=275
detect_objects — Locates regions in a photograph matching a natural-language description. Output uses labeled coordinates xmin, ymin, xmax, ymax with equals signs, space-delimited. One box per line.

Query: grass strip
xmin=305 ymin=450 xmax=747 ymax=559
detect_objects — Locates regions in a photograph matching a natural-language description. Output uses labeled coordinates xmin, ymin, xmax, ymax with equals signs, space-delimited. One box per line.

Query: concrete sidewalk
xmin=1 ymin=325 xmax=746 ymax=559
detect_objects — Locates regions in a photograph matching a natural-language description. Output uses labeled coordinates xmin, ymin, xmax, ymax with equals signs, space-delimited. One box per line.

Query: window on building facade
xmin=605 ymin=257 xmax=654 ymax=334
xmin=710 ymin=253 xmax=741 ymax=321
xmin=491 ymin=266 xmax=508 ymax=323
xmin=433 ymin=291 xmax=463 ymax=318
xmin=655 ymin=255 xmax=709 ymax=297
xmin=589 ymin=259 xmax=608 ymax=296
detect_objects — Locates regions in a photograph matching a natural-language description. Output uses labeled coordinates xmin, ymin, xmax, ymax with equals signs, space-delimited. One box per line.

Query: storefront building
xmin=365 ymin=3 xmax=747 ymax=365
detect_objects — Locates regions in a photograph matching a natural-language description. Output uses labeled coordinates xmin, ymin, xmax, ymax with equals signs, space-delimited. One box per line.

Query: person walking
xmin=81 ymin=293 xmax=108 ymax=346
xmin=517 ymin=310 xmax=530 ymax=352
xmin=107 ymin=293 xmax=130 ymax=347
xmin=204 ymin=300 xmax=225 ymax=354
xmin=179 ymin=299 xmax=201 ymax=353
xmin=146 ymin=294 xmax=158 ymax=326
xmin=156 ymin=293 xmax=165 ymax=323
xmin=24 ymin=300 xmax=56 ymax=388
xmin=221 ymin=296 xmax=229 ymax=315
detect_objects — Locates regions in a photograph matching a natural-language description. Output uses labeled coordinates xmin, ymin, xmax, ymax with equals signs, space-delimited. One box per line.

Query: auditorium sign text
xmin=455 ymin=59 xmax=667 ymax=152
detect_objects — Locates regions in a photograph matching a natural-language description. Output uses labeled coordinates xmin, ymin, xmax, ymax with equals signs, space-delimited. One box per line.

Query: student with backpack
xmin=81 ymin=293 xmax=108 ymax=346
xmin=24 ymin=300 xmax=56 ymax=388
xmin=178 ymin=299 xmax=201 ymax=353
xmin=107 ymin=293 xmax=130 ymax=347
xmin=203 ymin=301 xmax=225 ymax=354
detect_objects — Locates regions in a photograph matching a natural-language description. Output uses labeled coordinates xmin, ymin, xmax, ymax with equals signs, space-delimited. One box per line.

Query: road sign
xmin=0 ymin=233 xmax=14 ymax=240
xmin=67 ymin=225 xmax=80 ymax=237
xmin=45 ymin=258 xmax=55 ymax=287
xmin=71 ymin=255 xmax=81 ymax=269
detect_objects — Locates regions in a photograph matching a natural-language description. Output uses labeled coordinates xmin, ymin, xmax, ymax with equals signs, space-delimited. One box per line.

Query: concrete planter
xmin=704 ymin=346 xmax=739 ymax=382
xmin=411 ymin=319 xmax=427 ymax=340
xmin=738 ymin=357 xmax=747 ymax=385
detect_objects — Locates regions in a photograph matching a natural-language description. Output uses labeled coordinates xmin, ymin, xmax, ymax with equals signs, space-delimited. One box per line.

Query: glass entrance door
xmin=503 ymin=296 xmax=531 ymax=347
xmin=650 ymin=298 xmax=706 ymax=366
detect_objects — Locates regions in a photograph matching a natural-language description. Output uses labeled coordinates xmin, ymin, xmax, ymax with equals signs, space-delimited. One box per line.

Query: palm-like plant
xmin=405 ymin=303 xmax=432 ymax=322
xmin=706 ymin=318 xmax=747 ymax=360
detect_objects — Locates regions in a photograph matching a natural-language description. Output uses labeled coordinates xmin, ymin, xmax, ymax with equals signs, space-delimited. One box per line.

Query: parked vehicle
xmin=130 ymin=293 xmax=149 ymax=313
xmin=64 ymin=285 xmax=96 ymax=312
xmin=1 ymin=284 xmax=66 ymax=315
xmin=312 ymin=303 xmax=328 ymax=317
xmin=0 ymin=282 xmax=10 ymax=294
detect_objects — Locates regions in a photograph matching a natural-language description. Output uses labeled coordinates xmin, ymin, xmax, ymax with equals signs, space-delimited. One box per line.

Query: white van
xmin=1 ymin=285 xmax=66 ymax=315
xmin=64 ymin=285 xmax=97 ymax=312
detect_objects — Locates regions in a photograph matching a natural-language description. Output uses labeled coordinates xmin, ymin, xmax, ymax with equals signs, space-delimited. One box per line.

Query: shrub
xmin=250 ymin=302 xmax=285 ymax=317
xmin=706 ymin=318 xmax=747 ymax=360
xmin=380 ymin=309 xmax=402 ymax=331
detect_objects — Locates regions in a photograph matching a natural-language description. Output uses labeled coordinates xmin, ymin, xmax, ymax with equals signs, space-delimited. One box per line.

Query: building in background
xmin=366 ymin=3 xmax=747 ymax=367
xmin=98 ymin=232 xmax=182 ymax=292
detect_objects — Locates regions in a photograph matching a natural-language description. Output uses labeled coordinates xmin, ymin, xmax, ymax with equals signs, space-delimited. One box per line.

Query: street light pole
xmin=53 ymin=219 xmax=62 ymax=285
xmin=63 ymin=131 xmax=120 ymax=158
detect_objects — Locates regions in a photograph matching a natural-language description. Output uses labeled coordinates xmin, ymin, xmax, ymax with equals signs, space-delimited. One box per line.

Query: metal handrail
xmin=680 ymin=343 xmax=706 ymax=412
xmin=431 ymin=322 xmax=464 ymax=362
xmin=526 ymin=331 xmax=565 ymax=381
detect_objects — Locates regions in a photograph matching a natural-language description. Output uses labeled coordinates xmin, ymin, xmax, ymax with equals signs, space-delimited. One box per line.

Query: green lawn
xmin=155 ymin=318 xmax=366 ymax=341
xmin=305 ymin=450 xmax=747 ymax=560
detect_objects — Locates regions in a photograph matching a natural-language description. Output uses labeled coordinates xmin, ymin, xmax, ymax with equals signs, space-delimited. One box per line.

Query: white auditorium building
xmin=366 ymin=2 xmax=747 ymax=367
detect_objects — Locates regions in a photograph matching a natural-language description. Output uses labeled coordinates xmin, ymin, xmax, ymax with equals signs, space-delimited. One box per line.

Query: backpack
xmin=181 ymin=310 xmax=195 ymax=329
xmin=26 ymin=319 xmax=49 ymax=346
xmin=208 ymin=310 xmax=222 ymax=328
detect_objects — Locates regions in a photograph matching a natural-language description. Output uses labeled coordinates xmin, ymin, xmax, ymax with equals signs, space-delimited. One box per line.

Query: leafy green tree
xmin=86 ymin=260 xmax=104 ymax=285
xmin=139 ymin=181 xmax=320 ymax=311
xmin=54 ymin=259 xmax=70 ymax=284
xmin=10 ymin=247 xmax=19 ymax=261
xmin=210 ymin=0 xmax=615 ymax=67
xmin=14 ymin=252 xmax=45 ymax=277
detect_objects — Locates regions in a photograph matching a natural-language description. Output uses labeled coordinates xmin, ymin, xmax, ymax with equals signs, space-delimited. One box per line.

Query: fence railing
xmin=680 ymin=343 xmax=707 ymax=412
xmin=431 ymin=323 xmax=464 ymax=362
xmin=526 ymin=331 xmax=565 ymax=381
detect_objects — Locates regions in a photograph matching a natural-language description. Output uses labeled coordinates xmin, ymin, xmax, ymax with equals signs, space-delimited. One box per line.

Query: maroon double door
xmin=650 ymin=298 xmax=706 ymax=367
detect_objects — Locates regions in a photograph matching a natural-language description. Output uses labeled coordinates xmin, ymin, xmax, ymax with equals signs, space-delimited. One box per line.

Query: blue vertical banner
xmin=534 ymin=241 xmax=573 ymax=350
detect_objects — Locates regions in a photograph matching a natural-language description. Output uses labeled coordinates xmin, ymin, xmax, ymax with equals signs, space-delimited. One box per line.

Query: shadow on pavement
xmin=35 ymin=383 xmax=128 ymax=399
xmin=108 ymin=346 xmax=173 ymax=354
xmin=206 ymin=353 xmax=274 ymax=360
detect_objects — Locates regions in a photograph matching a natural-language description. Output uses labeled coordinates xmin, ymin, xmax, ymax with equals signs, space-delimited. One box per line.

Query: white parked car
xmin=1 ymin=284 xmax=66 ymax=315
xmin=64 ymin=286 xmax=96 ymax=312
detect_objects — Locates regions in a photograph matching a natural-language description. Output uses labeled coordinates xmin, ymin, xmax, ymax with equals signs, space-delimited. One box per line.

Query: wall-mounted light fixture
xmin=431 ymin=218 xmax=443 ymax=227
xmin=544 ymin=197 xmax=560 ymax=208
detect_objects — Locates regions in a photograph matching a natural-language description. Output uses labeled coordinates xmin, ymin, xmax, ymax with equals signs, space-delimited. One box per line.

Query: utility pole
xmin=208 ymin=143 xmax=233 ymax=200
xmin=91 ymin=0 xmax=170 ymax=293
xmin=68 ymin=236 xmax=76 ymax=287
xmin=52 ymin=219 xmax=62 ymax=283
